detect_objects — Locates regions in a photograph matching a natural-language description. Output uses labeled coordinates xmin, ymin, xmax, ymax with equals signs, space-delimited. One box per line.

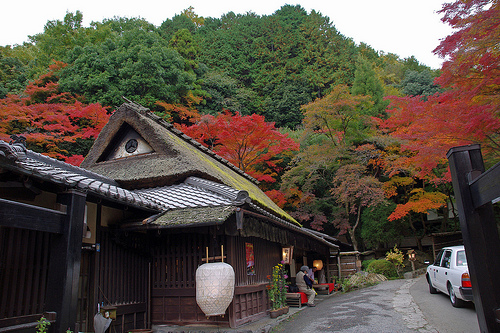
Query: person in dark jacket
xmin=295 ymin=265 xmax=316 ymax=306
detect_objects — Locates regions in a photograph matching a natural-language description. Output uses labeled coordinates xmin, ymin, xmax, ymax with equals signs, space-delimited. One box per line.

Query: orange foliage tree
xmin=0 ymin=61 xmax=110 ymax=165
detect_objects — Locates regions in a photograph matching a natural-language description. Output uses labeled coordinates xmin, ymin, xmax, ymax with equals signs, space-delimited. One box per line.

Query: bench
xmin=285 ymin=292 xmax=307 ymax=308
xmin=312 ymin=282 xmax=336 ymax=295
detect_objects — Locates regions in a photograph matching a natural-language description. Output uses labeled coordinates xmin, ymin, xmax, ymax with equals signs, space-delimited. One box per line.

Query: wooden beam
xmin=447 ymin=145 xmax=500 ymax=333
xmin=468 ymin=160 xmax=500 ymax=208
xmin=45 ymin=190 xmax=87 ymax=333
xmin=201 ymin=256 xmax=227 ymax=263
xmin=0 ymin=198 xmax=65 ymax=233
xmin=0 ymin=312 xmax=56 ymax=330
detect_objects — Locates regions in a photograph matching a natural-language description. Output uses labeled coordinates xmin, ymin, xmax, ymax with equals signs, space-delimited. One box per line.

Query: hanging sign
xmin=246 ymin=242 xmax=255 ymax=275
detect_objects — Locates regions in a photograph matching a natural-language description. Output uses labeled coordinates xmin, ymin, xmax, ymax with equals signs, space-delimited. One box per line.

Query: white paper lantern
xmin=196 ymin=262 xmax=235 ymax=316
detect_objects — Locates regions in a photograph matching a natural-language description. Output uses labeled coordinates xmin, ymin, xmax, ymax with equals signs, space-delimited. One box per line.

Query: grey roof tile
xmin=0 ymin=140 xmax=165 ymax=211
xmin=134 ymin=177 xmax=241 ymax=210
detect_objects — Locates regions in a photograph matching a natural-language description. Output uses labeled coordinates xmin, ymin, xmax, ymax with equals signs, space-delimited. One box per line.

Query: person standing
xmin=296 ymin=265 xmax=316 ymax=307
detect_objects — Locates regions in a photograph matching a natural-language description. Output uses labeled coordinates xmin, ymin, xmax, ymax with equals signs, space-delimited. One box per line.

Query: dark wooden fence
xmin=151 ymin=231 xmax=213 ymax=325
xmin=0 ymin=227 xmax=51 ymax=324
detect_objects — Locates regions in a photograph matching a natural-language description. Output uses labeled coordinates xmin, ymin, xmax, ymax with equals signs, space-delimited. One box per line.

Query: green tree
xmin=160 ymin=12 xmax=197 ymax=40
xmin=400 ymin=70 xmax=441 ymax=97
xmin=261 ymin=80 xmax=312 ymax=128
xmin=301 ymin=85 xmax=372 ymax=147
xmin=29 ymin=11 xmax=90 ymax=69
xmin=351 ymin=55 xmax=387 ymax=116
xmin=59 ymin=29 xmax=199 ymax=109
xmin=0 ymin=45 xmax=34 ymax=97
xmin=198 ymin=70 xmax=258 ymax=116
xmin=95 ymin=16 xmax=156 ymax=35
xmin=299 ymin=10 xmax=358 ymax=93
xmin=168 ymin=28 xmax=200 ymax=70
xmin=360 ymin=202 xmax=403 ymax=249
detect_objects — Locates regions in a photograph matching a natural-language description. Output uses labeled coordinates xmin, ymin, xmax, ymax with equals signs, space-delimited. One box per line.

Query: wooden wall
xmin=149 ymin=229 xmax=283 ymax=328
xmin=76 ymin=227 xmax=149 ymax=332
xmin=0 ymin=227 xmax=51 ymax=328
xmin=150 ymin=231 xmax=214 ymax=325
xmin=228 ymin=236 xmax=281 ymax=327
xmin=97 ymin=229 xmax=149 ymax=332
xmin=329 ymin=253 xmax=359 ymax=279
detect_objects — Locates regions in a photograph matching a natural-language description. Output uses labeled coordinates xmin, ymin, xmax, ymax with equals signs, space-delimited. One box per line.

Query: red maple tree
xmin=378 ymin=1 xmax=500 ymax=184
xmin=0 ymin=61 xmax=110 ymax=165
xmin=434 ymin=0 xmax=500 ymax=110
xmin=179 ymin=111 xmax=299 ymax=184
xmin=330 ymin=163 xmax=385 ymax=251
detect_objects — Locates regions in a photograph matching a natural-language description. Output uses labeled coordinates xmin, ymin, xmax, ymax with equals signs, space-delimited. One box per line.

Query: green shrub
xmin=366 ymin=259 xmax=398 ymax=278
xmin=362 ymin=259 xmax=376 ymax=271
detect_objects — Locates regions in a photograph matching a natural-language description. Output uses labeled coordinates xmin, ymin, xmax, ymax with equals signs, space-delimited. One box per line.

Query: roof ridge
xmin=123 ymin=101 xmax=259 ymax=185
xmin=184 ymin=176 xmax=249 ymax=204
xmin=0 ymin=140 xmax=27 ymax=160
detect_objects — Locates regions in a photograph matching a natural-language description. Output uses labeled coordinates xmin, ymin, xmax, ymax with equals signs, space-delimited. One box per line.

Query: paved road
xmin=411 ymin=274 xmax=479 ymax=333
xmin=270 ymin=275 xmax=479 ymax=333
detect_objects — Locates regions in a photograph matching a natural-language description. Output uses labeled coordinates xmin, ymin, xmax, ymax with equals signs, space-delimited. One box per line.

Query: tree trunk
xmin=408 ymin=214 xmax=423 ymax=251
xmin=349 ymin=205 xmax=362 ymax=251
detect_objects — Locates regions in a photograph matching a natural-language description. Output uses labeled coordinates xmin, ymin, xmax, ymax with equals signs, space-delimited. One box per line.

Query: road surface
xmin=270 ymin=275 xmax=479 ymax=333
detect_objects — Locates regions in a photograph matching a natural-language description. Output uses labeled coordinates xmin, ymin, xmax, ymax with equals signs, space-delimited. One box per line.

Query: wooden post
xmin=46 ymin=190 xmax=86 ymax=333
xmin=447 ymin=145 xmax=500 ymax=333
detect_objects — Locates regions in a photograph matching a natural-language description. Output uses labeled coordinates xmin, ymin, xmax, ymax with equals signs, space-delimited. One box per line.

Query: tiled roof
xmin=0 ymin=141 xmax=248 ymax=214
xmin=0 ymin=140 xmax=165 ymax=211
xmin=1 ymin=141 xmax=338 ymax=249
xmin=134 ymin=176 xmax=249 ymax=209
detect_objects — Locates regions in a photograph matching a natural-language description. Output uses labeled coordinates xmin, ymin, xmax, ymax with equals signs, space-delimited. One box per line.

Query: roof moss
xmin=152 ymin=205 xmax=236 ymax=226
xmin=82 ymin=102 xmax=300 ymax=226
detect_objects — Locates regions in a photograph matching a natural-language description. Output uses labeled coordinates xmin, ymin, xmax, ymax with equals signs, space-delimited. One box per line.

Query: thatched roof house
xmin=0 ymin=101 xmax=338 ymax=332
xmin=81 ymin=100 xmax=299 ymax=226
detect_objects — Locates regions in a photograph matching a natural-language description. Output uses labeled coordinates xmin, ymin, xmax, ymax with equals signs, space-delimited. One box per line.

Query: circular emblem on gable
xmin=125 ymin=139 xmax=138 ymax=153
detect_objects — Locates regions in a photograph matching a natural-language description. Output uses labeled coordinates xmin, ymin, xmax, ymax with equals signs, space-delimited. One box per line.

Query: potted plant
xmin=267 ymin=261 xmax=288 ymax=318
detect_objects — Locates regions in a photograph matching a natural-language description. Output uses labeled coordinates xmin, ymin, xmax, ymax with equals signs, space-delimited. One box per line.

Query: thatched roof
xmin=81 ymin=101 xmax=299 ymax=226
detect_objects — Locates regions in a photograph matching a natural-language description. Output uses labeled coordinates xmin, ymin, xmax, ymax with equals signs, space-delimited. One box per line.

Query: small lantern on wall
xmin=196 ymin=246 xmax=235 ymax=317
xmin=282 ymin=246 xmax=293 ymax=264
xmin=313 ymin=260 xmax=323 ymax=271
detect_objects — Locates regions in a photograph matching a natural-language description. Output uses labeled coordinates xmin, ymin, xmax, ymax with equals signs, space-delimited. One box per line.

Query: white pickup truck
xmin=426 ymin=245 xmax=473 ymax=307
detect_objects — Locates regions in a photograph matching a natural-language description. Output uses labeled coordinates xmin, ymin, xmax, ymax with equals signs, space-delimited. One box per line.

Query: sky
xmin=1 ymin=0 xmax=453 ymax=69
